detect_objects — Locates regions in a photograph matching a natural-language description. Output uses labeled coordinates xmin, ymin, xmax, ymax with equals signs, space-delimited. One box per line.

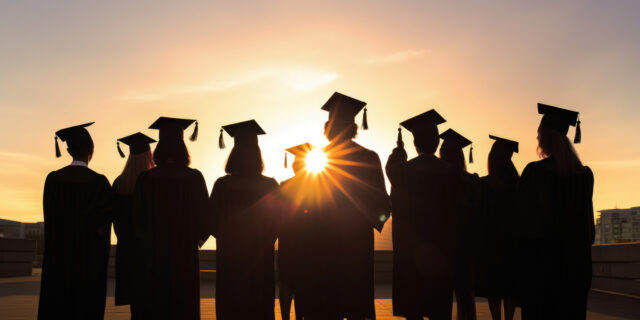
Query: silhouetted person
xmin=111 ymin=133 xmax=156 ymax=311
xmin=439 ymin=129 xmax=478 ymax=320
xmin=209 ymin=120 xmax=279 ymax=320
xmin=386 ymin=110 xmax=457 ymax=320
xmin=277 ymin=143 xmax=317 ymax=320
xmin=474 ymin=135 xmax=519 ymax=320
xmin=39 ymin=122 xmax=112 ymax=320
xmin=513 ymin=104 xmax=594 ymax=319
xmin=131 ymin=117 xmax=208 ymax=320
xmin=304 ymin=92 xmax=390 ymax=320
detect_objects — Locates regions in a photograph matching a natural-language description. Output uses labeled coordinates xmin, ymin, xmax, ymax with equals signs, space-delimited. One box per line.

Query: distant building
xmin=0 ymin=219 xmax=23 ymax=238
xmin=595 ymin=207 xmax=640 ymax=244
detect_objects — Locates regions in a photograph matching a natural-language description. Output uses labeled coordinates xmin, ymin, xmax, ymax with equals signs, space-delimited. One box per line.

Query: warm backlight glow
xmin=305 ymin=149 xmax=328 ymax=173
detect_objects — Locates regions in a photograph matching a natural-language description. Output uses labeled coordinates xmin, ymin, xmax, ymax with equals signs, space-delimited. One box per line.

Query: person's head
xmin=225 ymin=144 xmax=264 ymax=176
xmin=488 ymin=141 xmax=519 ymax=186
xmin=439 ymin=139 xmax=466 ymax=172
xmin=537 ymin=126 xmax=584 ymax=176
xmin=291 ymin=156 xmax=305 ymax=175
xmin=153 ymin=140 xmax=190 ymax=166
xmin=412 ymin=125 xmax=440 ymax=155
xmin=115 ymin=149 xmax=154 ymax=194
xmin=67 ymin=128 xmax=94 ymax=162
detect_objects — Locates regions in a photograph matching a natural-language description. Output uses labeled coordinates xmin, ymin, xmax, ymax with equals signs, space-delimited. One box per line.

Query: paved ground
xmin=0 ymin=270 xmax=638 ymax=319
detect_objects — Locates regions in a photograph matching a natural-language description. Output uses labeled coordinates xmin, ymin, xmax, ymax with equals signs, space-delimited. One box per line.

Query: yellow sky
xmin=1 ymin=1 xmax=639 ymax=249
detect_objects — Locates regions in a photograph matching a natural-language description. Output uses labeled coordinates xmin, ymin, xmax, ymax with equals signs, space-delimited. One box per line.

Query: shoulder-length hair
xmin=488 ymin=142 xmax=519 ymax=187
xmin=225 ymin=144 xmax=264 ymax=176
xmin=439 ymin=139 xmax=467 ymax=172
xmin=115 ymin=149 xmax=154 ymax=195
xmin=153 ymin=140 xmax=191 ymax=167
xmin=537 ymin=127 xmax=584 ymax=177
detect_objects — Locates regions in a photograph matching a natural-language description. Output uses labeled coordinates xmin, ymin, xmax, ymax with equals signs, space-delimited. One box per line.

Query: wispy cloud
xmin=364 ymin=49 xmax=427 ymax=65
xmin=119 ymin=66 xmax=338 ymax=101
xmin=586 ymin=159 xmax=640 ymax=168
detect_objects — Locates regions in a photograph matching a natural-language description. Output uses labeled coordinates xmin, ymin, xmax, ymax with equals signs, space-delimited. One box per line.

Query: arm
xmin=586 ymin=167 xmax=596 ymax=244
xmin=369 ymin=152 xmax=391 ymax=232
xmin=208 ymin=178 xmax=225 ymax=238
xmin=385 ymin=147 xmax=408 ymax=188
xmin=193 ymin=170 xmax=211 ymax=248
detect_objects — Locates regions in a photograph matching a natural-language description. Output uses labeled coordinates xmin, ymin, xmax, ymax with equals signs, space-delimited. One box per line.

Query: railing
xmin=105 ymin=244 xmax=640 ymax=297
xmin=591 ymin=242 xmax=640 ymax=297
xmin=0 ymin=238 xmax=35 ymax=277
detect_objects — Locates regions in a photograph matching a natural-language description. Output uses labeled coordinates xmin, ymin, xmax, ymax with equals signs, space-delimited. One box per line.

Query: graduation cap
xmin=398 ymin=109 xmax=446 ymax=148
xmin=220 ymin=119 xmax=266 ymax=148
xmin=440 ymin=128 xmax=474 ymax=163
xmin=538 ymin=103 xmax=581 ymax=143
xmin=149 ymin=117 xmax=198 ymax=142
xmin=54 ymin=122 xmax=94 ymax=158
xmin=117 ymin=132 xmax=157 ymax=158
xmin=489 ymin=135 xmax=519 ymax=154
xmin=321 ymin=92 xmax=369 ymax=130
xmin=284 ymin=143 xmax=315 ymax=168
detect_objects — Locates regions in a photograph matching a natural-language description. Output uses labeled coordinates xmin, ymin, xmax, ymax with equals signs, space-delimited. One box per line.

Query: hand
xmin=389 ymin=147 xmax=408 ymax=163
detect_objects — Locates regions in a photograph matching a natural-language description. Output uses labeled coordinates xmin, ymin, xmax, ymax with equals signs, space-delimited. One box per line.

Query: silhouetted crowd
xmin=39 ymin=92 xmax=595 ymax=320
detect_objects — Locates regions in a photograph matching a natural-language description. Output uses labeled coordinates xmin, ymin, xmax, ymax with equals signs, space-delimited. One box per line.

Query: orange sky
xmin=1 ymin=1 xmax=639 ymax=249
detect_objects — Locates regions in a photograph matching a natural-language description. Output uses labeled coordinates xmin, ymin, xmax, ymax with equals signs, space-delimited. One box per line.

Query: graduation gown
xmin=512 ymin=158 xmax=595 ymax=318
xmin=452 ymin=171 xmax=480 ymax=288
xmin=304 ymin=141 xmax=389 ymax=319
xmin=131 ymin=165 xmax=209 ymax=320
xmin=111 ymin=178 xmax=135 ymax=306
xmin=277 ymin=177 xmax=316 ymax=291
xmin=209 ymin=174 xmax=280 ymax=320
xmin=474 ymin=174 xmax=518 ymax=299
xmin=386 ymin=153 xmax=457 ymax=319
xmin=38 ymin=166 xmax=112 ymax=320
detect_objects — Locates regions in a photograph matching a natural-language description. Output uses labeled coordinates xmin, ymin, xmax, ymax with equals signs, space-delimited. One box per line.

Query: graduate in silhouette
xmin=111 ymin=133 xmax=156 ymax=311
xmin=386 ymin=110 xmax=457 ymax=320
xmin=474 ymin=135 xmax=519 ymax=320
xmin=277 ymin=143 xmax=317 ymax=320
xmin=306 ymin=92 xmax=390 ymax=320
xmin=39 ymin=122 xmax=112 ymax=320
xmin=130 ymin=117 xmax=208 ymax=320
xmin=209 ymin=120 xmax=280 ymax=320
xmin=513 ymin=104 xmax=594 ymax=319
xmin=439 ymin=129 xmax=479 ymax=320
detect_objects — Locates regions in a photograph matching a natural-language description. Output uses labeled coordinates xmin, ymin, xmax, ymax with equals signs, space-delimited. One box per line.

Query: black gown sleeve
xmin=208 ymin=178 xmax=226 ymax=238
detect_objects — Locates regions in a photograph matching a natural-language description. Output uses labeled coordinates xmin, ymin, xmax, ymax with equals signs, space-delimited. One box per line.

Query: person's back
xmin=514 ymin=103 xmax=594 ymax=319
xmin=39 ymin=123 xmax=111 ymax=320
xmin=210 ymin=119 xmax=280 ymax=320
xmin=131 ymin=117 xmax=208 ymax=320
xmin=385 ymin=109 xmax=455 ymax=320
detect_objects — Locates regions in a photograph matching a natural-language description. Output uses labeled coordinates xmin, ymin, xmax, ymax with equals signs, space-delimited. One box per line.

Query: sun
xmin=305 ymin=149 xmax=328 ymax=174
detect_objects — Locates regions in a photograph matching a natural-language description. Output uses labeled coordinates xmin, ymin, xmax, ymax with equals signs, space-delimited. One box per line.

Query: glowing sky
xmin=1 ymin=1 xmax=639 ymax=249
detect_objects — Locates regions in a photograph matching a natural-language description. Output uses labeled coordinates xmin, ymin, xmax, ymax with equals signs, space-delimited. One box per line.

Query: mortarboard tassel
xmin=397 ymin=127 xmax=404 ymax=148
xmin=284 ymin=152 xmax=288 ymax=168
xmin=574 ymin=117 xmax=581 ymax=144
xmin=218 ymin=129 xmax=225 ymax=149
xmin=190 ymin=121 xmax=199 ymax=142
xmin=469 ymin=144 xmax=474 ymax=164
xmin=117 ymin=142 xmax=125 ymax=158
xmin=55 ymin=136 xmax=61 ymax=158
xmin=362 ymin=108 xmax=368 ymax=130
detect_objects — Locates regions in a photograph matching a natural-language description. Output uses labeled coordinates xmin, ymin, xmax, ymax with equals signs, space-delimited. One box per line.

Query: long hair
xmin=225 ymin=144 xmax=264 ymax=176
xmin=439 ymin=140 xmax=467 ymax=172
xmin=153 ymin=140 xmax=191 ymax=167
xmin=115 ymin=149 xmax=154 ymax=195
xmin=537 ymin=127 xmax=585 ymax=177
xmin=488 ymin=142 xmax=519 ymax=188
